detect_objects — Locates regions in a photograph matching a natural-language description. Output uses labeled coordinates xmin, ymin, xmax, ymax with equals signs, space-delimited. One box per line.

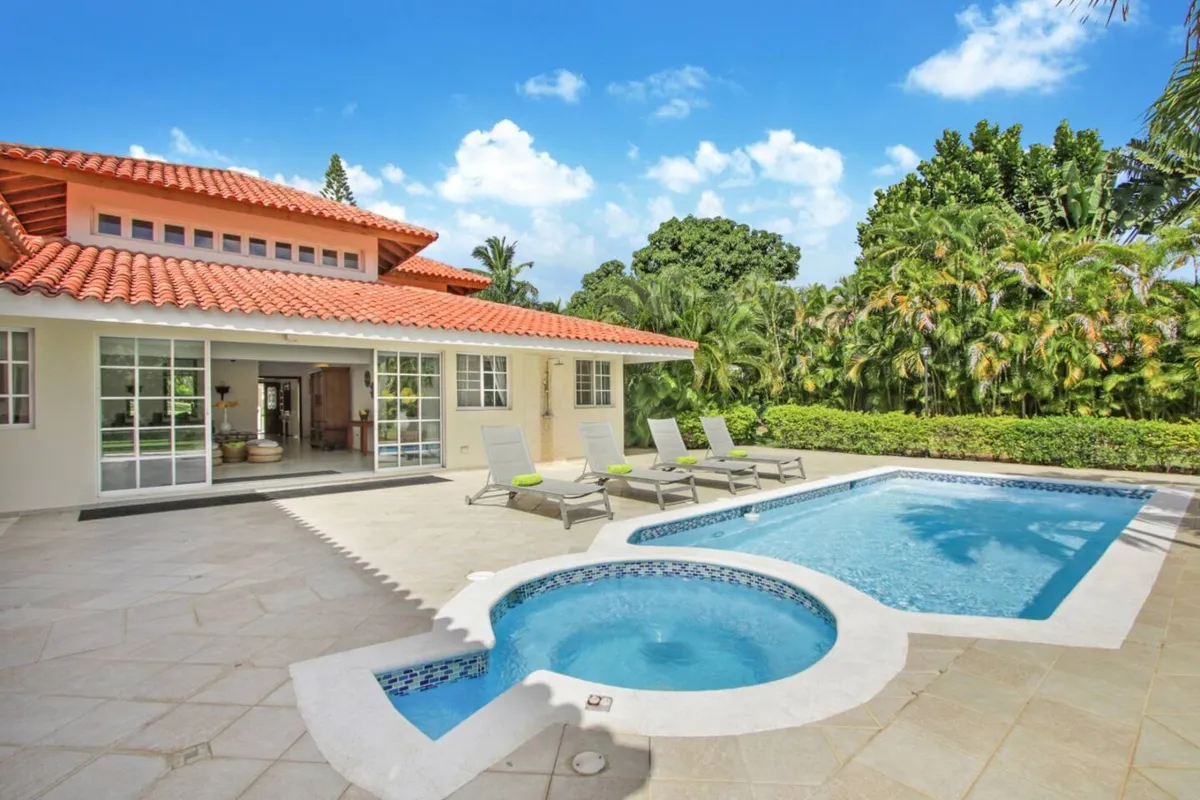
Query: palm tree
xmin=469 ymin=237 xmax=541 ymax=308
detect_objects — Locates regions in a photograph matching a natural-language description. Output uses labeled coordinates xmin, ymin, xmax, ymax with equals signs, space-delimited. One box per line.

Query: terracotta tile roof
xmin=385 ymin=255 xmax=491 ymax=289
xmin=0 ymin=191 xmax=43 ymax=256
xmin=0 ymin=240 xmax=696 ymax=351
xmin=0 ymin=143 xmax=437 ymax=243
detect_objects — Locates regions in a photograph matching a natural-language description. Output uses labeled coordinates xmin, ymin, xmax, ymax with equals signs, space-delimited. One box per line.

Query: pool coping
xmin=291 ymin=550 xmax=908 ymax=800
xmin=592 ymin=465 xmax=1192 ymax=648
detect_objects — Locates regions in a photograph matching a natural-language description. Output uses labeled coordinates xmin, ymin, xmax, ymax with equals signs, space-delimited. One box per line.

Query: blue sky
xmin=2 ymin=0 xmax=1184 ymax=300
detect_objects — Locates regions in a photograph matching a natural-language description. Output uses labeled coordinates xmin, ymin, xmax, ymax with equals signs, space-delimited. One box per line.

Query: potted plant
xmin=214 ymin=400 xmax=239 ymax=433
xmin=358 ymin=408 xmax=370 ymax=422
xmin=220 ymin=440 xmax=248 ymax=462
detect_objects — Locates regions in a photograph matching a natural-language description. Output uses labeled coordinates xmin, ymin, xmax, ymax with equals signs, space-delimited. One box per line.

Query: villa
xmin=0 ymin=143 xmax=695 ymax=515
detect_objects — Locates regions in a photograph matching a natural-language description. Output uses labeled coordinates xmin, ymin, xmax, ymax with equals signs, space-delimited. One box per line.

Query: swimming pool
xmin=377 ymin=560 xmax=836 ymax=738
xmin=632 ymin=472 xmax=1152 ymax=619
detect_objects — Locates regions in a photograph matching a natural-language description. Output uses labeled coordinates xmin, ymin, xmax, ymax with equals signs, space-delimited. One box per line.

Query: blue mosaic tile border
xmin=376 ymin=560 xmax=836 ymax=700
xmin=629 ymin=469 xmax=1153 ymax=544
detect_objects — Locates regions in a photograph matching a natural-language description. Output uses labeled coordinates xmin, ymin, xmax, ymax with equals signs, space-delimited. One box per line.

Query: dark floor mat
xmin=78 ymin=474 xmax=451 ymax=521
xmin=212 ymin=470 xmax=339 ymax=485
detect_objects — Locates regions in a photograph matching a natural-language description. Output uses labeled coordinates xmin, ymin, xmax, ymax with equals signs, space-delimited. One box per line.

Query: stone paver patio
xmin=0 ymin=451 xmax=1197 ymax=799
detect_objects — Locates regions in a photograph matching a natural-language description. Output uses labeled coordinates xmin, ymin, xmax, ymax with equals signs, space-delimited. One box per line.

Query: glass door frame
xmin=372 ymin=347 xmax=446 ymax=472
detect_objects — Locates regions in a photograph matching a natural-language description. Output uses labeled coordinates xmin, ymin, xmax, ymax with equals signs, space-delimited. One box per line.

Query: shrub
xmin=762 ymin=405 xmax=1200 ymax=473
xmin=677 ymin=404 xmax=759 ymax=449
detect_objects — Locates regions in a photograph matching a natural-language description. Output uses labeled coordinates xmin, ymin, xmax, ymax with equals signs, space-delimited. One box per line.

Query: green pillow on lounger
xmin=675 ymin=455 xmax=698 ymax=465
xmin=511 ymin=473 xmax=543 ymax=487
xmin=727 ymin=449 xmax=748 ymax=457
xmin=606 ymin=464 xmax=633 ymax=475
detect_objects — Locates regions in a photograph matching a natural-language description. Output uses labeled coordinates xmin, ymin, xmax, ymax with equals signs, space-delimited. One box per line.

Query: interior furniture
xmin=220 ymin=442 xmax=248 ymax=462
xmin=247 ymin=442 xmax=284 ymax=463
xmin=346 ymin=420 xmax=374 ymax=454
xmin=309 ymin=367 xmax=351 ymax=450
xmin=213 ymin=430 xmax=256 ymax=445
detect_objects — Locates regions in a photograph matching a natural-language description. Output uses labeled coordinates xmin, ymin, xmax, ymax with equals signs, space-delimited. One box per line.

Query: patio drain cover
xmin=572 ymin=751 xmax=606 ymax=776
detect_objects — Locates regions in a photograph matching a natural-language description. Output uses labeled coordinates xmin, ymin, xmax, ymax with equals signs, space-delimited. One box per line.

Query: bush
xmin=762 ymin=405 xmax=1200 ymax=473
xmin=677 ymin=405 xmax=759 ymax=449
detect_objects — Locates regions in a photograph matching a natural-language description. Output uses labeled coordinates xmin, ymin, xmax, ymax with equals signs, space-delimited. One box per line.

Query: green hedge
xmin=677 ymin=405 xmax=759 ymax=449
xmin=762 ymin=405 xmax=1200 ymax=473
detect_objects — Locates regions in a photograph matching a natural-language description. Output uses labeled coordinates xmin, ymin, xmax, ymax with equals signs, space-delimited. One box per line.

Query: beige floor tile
xmin=282 ymin=731 xmax=328 ymax=763
xmin=119 ymin=702 xmax=248 ymax=752
xmin=1036 ymin=669 xmax=1148 ymax=723
xmin=989 ymin=726 xmax=1127 ymax=799
xmin=736 ymin=727 xmax=840 ymax=785
xmin=1136 ymin=768 xmax=1200 ymax=799
xmin=1159 ymin=643 xmax=1200 ymax=675
xmin=1168 ymin=616 xmax=1200 ymax=644
xmin=965 ymin=764 xmax=1070 ymax=800
xmin=209 ymin=704 xmax=307 ymax=760
xmin=1147 ymin=676 xmax=1200 ymax=715
xmin=651 ymin=736 xmax=748 ymax=782
xmin=42 ymin=699 xmax=174 ymax=747
xmin=1135 ymin=718 xmax=1200 ymax=767
xmin=806 ymin=761 xmax=929 ymax=800
xmin=971 ymin=639 xmax=1062 ymax=669
xmin=1015 ymin=697 xmax=1138 ymax=764
xmin=877 ymin=669 xmax=940 ymax=697
xmin=182 ymin=635 xmax=275 ymax=665
xmin=923 ymin=668 xmax=1027 ymax=721
xmin=1153 ymin=714 xmax=1200 ymax=748
xmin=864 ymin=694 xmax=914 ymax=726
xmin=141 ymin=758 xmax=272 ymax=800
xmin=750 ymin=785 xmax=816 ymax=800
xmin=0 ymin=747 xmax=92 ymax=800
xmin=120 ymin=662 xmax=226 ymax=702
xmin=854 ymin=721 xmax=984 ymax=800
xmin=951 ymin=646 xmax=1048 ymax=694
xmin=190 ymin=667 xmax=289 ymax=705
xmin=907 ymin=634 xmax=976 ymax=650
xmin=448 ymin=771 xmax=550 ymax=800
xmin=0 ymin=694 xmax=104 ymax=744
xmin=1123 ymin=770 xmax=1175 ymax=799
xmin=813 ymin=706 xmax=878 ymax=728
xmin=650 ymin=780 xmax=753 ymax=799
xmin=241 ymin=761 xmax=351 ymax=800
xmin=1052 ymin=644 xmax=1158 ymax=691
xmin=40 ymin=610 xmax=126 ymax=660
xmin=548 ymin=775 xmax=650 ymax=799
xmin=904 ymin=648 xmax=960 ymax=672
xmin=553 ymin=726 xmax=649 ymax=779
xmin=896 ymin=694 xmax=1010 ymax=760
xmin=260 ymin=679 xmax=298 ymax=707
xmin=39 ymin=753 xmax=167 ymax=800
xmin=491 ymin=725 xmax=564 ymax=774
xmin=340 ymin=785 xmax=380 ymax=800
xmin=820 ymin=727 xmax=876 ymax=763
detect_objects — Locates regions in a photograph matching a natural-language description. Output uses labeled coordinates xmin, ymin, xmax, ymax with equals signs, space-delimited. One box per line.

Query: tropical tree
xmin=632 ymin=216 xmax=802 ymax=291
xmin=469 ymin=236 xmax=541 ymax=308
xmin=320 ymin=155 xmax=356 ymax=206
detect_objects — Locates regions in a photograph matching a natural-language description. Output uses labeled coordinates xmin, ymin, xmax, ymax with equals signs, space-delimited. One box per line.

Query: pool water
xmin=645 ymin=477 xmax=1147 ymax=619
xmin=388 ymin=573 xmax=835 ymax=738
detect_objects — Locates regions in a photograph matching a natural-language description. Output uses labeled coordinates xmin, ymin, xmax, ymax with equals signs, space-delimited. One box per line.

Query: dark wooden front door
xmin=262 ymin=381 xmax=286 ymax=437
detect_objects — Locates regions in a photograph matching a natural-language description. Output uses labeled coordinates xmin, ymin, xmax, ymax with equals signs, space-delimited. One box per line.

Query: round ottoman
xmin=246 ymin=439 xmax=283 ymax=463
xmin=212 ymin=444 xmax=223 ymax=466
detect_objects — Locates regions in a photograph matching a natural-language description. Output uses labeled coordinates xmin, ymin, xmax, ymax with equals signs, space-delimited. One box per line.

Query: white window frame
xmin=456 ymin=354 xmax=509 ymax=409
xmin=221 ymin=232 xmax=244 ymax=255
xmin=297 ymin=244 xmax=317 ymax=264
xmin=96 ymin=213 xmax=123 ymax=237
xmin=193 ymin=228 xmax=215 ymax=250
xmin=163 ymin=223 xmax=187 ymax=246
xmin=274 ymin=241 xmax=293 ymax=261
xmin=0 ymin=328 xmax=33 ymax=428
xmin=130 ymin=218 xmax=156 ymax=241
xmin=575 ymin=359 xmax=613 ymax=408
xmin=343 ymin=251 xmax=361 ymax=271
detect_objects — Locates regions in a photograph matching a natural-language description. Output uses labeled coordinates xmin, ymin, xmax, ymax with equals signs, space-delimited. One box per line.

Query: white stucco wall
xmin=0 ymin=315 xmax=627 ymax=514
xmin=66 ymin=183 xmax=381 ymax=280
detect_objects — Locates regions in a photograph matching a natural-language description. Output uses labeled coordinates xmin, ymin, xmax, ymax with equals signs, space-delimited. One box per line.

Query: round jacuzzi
xmin=381 ymin=561 xmax=837 ymax=738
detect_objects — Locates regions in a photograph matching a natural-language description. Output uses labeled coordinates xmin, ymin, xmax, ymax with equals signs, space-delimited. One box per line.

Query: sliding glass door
xmin=374 ymin=350 xmax=442 ymax=469
xmin=99 ymin=337 xmax=208 ymax=492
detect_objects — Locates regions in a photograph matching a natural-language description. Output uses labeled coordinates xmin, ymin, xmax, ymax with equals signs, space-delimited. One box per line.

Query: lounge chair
xmin=577 ymin=422 xmax=699 ymax=509
xmin=700 ymin=416 xmax=806 ymax=483
xmin=466 ymin=425 xmax=613 ymax=529
xmin=647 ymin=418 xmax=761 ymax=494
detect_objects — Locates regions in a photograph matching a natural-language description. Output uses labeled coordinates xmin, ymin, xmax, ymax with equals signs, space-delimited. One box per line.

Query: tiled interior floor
xmin=213 ymin=437 xmax=373 ymax=482
xmin=0 ymin=451 xmax=1197 ymax=799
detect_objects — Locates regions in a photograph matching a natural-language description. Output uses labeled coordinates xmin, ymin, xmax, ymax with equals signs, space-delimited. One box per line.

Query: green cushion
xmin=675 ymin=455 xmax=698 ymax=465
xmin=511 ymin=473 xmax=543 ymax=487
xmin=606 ymin=464 xmax=633 ymax=475
xmin=727 ymin=449 xmax=749 ymax=457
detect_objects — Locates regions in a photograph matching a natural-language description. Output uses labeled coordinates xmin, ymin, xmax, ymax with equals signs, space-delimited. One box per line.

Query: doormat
xmin=78 ymin=474 xmax=451 ymax=521
xmin=212 ymin=470 xmax=339 ymax=485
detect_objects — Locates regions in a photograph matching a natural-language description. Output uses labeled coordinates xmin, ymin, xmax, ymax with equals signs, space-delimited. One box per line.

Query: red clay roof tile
xmin=0 ymin=143 xmax=437 ymax=243
xmin=0 ymin=240 xmax=695 ymax=351
xmin=387 ymin=254 xmax=491 ymax=288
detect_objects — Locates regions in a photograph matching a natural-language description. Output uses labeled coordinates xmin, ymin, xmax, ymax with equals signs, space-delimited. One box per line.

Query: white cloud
xmin=437 ymin=119 xmax=595 ymax=206
xmin=646 ymin=141 xmax=749 ymax=193
xmin=405 ymin=181 xmax=433 ymax=196
xmin=746 ymin=130 xmax=843 ymax=187
xmin=906 ymin=0 xmax=1090 ymax=99
xmin=627 ymin=144 xmax=640 ymax=161
xmin=519 ymin=69 xmax=587 ymax=103
xmin=608 ymin=65 xmax=719 ymax=120
xmin=228 ymin=166 xmax=261 ymax=178
xmin=340 ymin=159 xmax=383 ymax=197
xmin=342 ymin=102 xmax=358 ymax=117
xmin=790 ymin=185 xmax=851 ymax=245
xmin=695 ymin=190 xmax=725 ymax=218
xmin=873 ymin=144 xmax=921 ymax=177
xmin=273 ymin=174 xmax=323 ymax=194
xmin=169 ymin=128 xmax=230 ymax=163
xmin=369 ymin=201 xmax=409 ymax=222
xmin=647 ymin=195 xmax=677 ymax=225
xmin=381 ymin=164 xmax=406 ymax=184
xmin=601 ymin=202 xmax=640 ymax=239
xmin=129 ymin=145 xmax=165 ymax=161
